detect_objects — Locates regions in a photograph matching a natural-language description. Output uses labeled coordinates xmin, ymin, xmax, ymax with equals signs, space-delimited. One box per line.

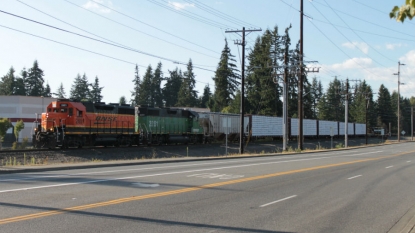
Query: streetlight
xmin=393 ymin=61 xmax=405 ymax=142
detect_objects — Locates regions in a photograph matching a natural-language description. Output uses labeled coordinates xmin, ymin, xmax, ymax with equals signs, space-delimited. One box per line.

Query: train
xmin=32 ymin=99 xmax=366 ymax=148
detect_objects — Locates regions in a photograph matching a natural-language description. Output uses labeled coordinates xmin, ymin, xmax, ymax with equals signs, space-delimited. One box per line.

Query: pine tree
xmin=317 ymin=77 xmax=344 ymax=121
xmin=376 ymin=84 xmax=394 ymax=131
xmin=349 ymin=81 xmax=375 ymax=127
xmin=70 ymin=73 xmax=90 ymax=100
xmin=0 ymin=67 xmax=16 ymax=95
xmin=13 ymin=77 xmax=26 ymax=96
xmin=56 ymin=83 xmax=66 ymax=98
xmin=212 ymin=39 xmax=240 ymax=112
xmin=152 ymin=62 xmax=164 ymax=107
xmin=199 ymin=85 xmax=212 ymax=108
xmin=246 ymin=28 xmax=284 ymax=116
xmin=43 ymin=82 xmax=51 ymax=97
xmin=20 ymin=68 xmax=29 ymax=96
xmin=310 ymin=77 xmax=323 ymax=119
xmin=138 ymin=65 xmax=153 ymax=105
xmin=119 ymin=96 xmax=126 ymax=105
xmin=90 ymin=76 xmax=103 ymax=102
xmin=177 ymin=59 xmax=198 ymax=107
xmin=163 ymin=68 xmax=183 ymax=107
xmin=26 ymin=60 xmax=44 ymax=96
xmin=130 ymin=64 xmax=141 ymax=106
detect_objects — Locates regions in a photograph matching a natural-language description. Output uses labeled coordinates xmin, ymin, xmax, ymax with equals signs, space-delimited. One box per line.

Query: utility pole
xmin=394 ymin=61 xmax=405 ymax=142
xmin=298 ymin=0 xmax=304 ymax=150
xmin=339 ymin=79 xmax=359 ymax=148
xmin=226 ymin=27 xmax=261 ymax=154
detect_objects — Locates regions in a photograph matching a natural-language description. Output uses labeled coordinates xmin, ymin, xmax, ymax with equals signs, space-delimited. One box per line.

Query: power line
xmin=184 ymin=0 xmax=259 ymax=28
xmin=87 ymin=0 xmax=219 ymax=55
xmin=147 ymin=0 xmax=234 ymax=29
xmin=323 ymin=0 xmax=400 ymax=63
xmin=62 ymin=0 xmax=218 ymax=61
xmin=0 ymin=9 xmax=215 ymax=72
xmin=0 ymin=24 xmax=215 ymax=86
xmin=311 ymin=2 xmax=387 ymax=68
xmin=312 ymin=0 xmax=414 ymax=38
xmin=312 ymin=18 xmax=415 ymax=42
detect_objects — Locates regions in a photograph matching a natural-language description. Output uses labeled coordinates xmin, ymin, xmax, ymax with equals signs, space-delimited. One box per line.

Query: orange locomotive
xmin=33 ymin=99 xmax=139 ymax=148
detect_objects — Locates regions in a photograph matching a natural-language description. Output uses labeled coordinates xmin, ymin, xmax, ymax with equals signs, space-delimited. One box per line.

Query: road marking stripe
xmin=0 ymin=149 xmax=413 ymax=225
xmin=0 ymin=151 xmax=380 ymax=182
xmin=260 ymin=195 xmax=297 ymax=207
xmin=407 ymin=161 xmax=411 ymax=163
xmin=386 ymin=166 xmax=394 ymax=169
xmin=347 ymin=175 xmax=362 ymax=180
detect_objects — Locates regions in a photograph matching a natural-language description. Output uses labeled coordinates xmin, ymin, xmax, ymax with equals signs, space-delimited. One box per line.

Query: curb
xmin=388 ymin=203 xmax=415 ymax=233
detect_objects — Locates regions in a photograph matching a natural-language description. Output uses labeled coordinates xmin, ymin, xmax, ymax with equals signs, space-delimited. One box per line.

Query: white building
xmin=0 ymin=96 xmax=56 ymax=142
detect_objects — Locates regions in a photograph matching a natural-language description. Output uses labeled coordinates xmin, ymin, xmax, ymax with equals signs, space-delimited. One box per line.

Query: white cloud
xmin=330 ymin=57 xmax=372 ymax=70
xmin=385 ymin=43 xmax=404 ymax=50
xmin=168 ymin=1 xmax=195 ymax=10
xmin=342 ymin=42 xmax=369 ymax=54
xmin=83 ymin=0 xmax=113 ymax=14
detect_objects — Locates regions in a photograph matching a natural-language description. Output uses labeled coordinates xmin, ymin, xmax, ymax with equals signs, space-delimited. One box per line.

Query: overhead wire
xmin=311 ymin=0 xmax=414 ymax=38
xmin=87 ymin=0 xmax=219 ymax=55
xmin=184 ymin=0 xmax=259 ymax=28
xmin=323 ymin=0 xmax=396 ymax=63
xmin=146 ymin=0 xmax=235 ymax=29
xmin=0 ymin=9 xmax=216 ymax=72
xmin=310 ymin=1 xmax=386 ymax=68
xmin=62 ymin=0 xmax=218 ymax=62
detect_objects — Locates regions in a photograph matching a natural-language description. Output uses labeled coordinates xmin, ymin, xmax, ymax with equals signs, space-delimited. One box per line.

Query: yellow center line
xmin=1 ymin=150 xmax=414 ymax=225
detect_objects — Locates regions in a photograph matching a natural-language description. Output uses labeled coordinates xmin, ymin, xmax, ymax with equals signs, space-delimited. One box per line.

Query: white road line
xmin=407 ymin=161 xmax=411 ymax=163
xmin=0 ymin=151 xmax=385 ymax=193
xmin=386 ymin=166 xmax=394 ymax=169
xmin=0 ymin=151 xmax=383 ymax=183
xmin=260 ymin=195 xmax=297 ymax=207
xmin=347 ymin=175 xmax=362 ymax=180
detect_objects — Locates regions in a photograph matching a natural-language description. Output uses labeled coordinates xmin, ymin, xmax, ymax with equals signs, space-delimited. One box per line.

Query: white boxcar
xmin=355 ymin=123 xmax=366 ymax=135
xmin=291 ymin=118 xmax=317 ymax=136
xmin=339 ymin=122 xmax=354 ymax=135
xmin=319 ymin=120 xmax=338 ymax=136
xmin=251 ymin=115 xmax=283 ymax=137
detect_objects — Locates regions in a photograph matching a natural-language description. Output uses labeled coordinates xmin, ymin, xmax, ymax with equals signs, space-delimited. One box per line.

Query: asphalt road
xmin=0 ymin=143 xmax=414 ymax=233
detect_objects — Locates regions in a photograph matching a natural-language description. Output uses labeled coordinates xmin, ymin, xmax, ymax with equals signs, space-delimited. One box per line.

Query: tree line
xmin=1 ymin=25 xmax=414 ymax=135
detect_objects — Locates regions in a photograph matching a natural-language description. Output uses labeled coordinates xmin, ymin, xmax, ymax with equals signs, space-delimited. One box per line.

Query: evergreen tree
xmin=177 ymin=59 xmax=198 ymax=107
xmin=43 ymin=82 xmax=51 ymax=97
xmin=119 ymin=96 xmax=126 ymax=105
xmin=20 ymin=68 xmax=29 ymax=95
xmin=152 ymin=62 xmax=164 ymax=107
xmin=349 ymin=81 xmax=375 ymax=129
xmin=56 ymin=83 xmax=66 ymax=98
xmin=0 ymin=67 xmax=16 ymax=95
xmin=212 ymin=39 xmax=240 ymax=112
xmin=26 ymin=60 xmax=44 ymax=96
xmin=13 ymin=77 xmax=26 ymax=96
xmin=130 ymin=64 xmax=141 ymax=106
xmin=376 ymin=84 xmax=394 ymax=131
xmin=90 ymin=76 xmax=103 ymax=102
xmin=70 ymin=73 xmax=90 ymax=100
xmin=310 ymin=77 xmax=323 ymax=119
xmin=246 ymin=29 xmax=281 ymax=116
xmin=163 ymin=68 xmax=183 ymax=107
xmin=317 ymin=77 xmax=344 ymax=121
xmin=199 ymin=85 xmax=212 ymax=108
xmin=221 ymin=90 xmax=241 ymax=114
xmin=138 ymin=65 xmax=153 ymax=105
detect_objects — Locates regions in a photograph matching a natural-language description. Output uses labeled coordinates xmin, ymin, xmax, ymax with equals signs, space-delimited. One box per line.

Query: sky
xmin=0 ymin=0 xmax=414 ymax=104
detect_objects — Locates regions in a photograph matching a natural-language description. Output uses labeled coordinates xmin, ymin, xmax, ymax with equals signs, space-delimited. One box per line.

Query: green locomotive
xmin=135 ymin=106 xmax=208 ymax=145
